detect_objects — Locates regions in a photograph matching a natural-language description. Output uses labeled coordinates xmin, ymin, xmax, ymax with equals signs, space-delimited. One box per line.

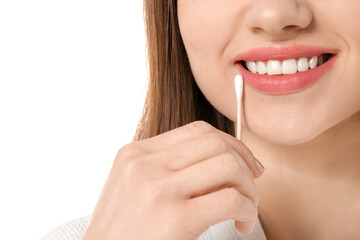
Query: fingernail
xmin=254 ymin=157 xmax=265 ymax=174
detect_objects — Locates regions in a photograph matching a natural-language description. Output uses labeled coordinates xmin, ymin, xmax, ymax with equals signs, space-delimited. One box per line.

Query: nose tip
xmin=244 ymin=0 xmax=313 ymax=40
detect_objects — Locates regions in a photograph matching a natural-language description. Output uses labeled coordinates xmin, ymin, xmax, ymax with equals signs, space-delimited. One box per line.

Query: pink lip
xmin=234 ymin=44 xmax=339 ymax=62
xmin=234 ymin=44 xmax=339 ymax=95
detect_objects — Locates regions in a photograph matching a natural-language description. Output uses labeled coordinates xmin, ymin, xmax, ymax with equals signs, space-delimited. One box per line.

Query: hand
xmin=82 ymin=121 xmax=265 ymax=240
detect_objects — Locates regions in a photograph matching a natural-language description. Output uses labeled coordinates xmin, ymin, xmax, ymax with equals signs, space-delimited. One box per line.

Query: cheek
xmin=317 ymin=1 xmax=360 ymax=108
xmin=333 ymin=1 xmax=360 ymax=41
xmin=178 ymin=1 xmax=239 ymax=46
xmin=313 ymin=1 xmax=360 ymax=50
xmin=178 ymin=4 xmax=241 ymax=121
xmin=178 ymin=4 xmax=234 ymax=60
xmin=309 ymin=1 xmax=360 ymax=114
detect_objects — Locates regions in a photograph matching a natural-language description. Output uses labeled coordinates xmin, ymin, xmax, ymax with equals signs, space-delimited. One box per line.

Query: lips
xmin=234 ymin=44 xmax=338 ymax=62
xmin=233 ymin=44 xmax=339 ymax=95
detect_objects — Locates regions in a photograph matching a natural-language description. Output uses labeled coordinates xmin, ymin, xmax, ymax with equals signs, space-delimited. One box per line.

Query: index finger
xmin=138 ymin=121 xmax=218 ymax=152
xmin=137 ymin=121 xmax=261 ymax=176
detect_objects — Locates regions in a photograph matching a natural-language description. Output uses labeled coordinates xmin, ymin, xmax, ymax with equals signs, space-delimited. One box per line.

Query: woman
xmin=40 ymin=0 xmax=360 ymax=239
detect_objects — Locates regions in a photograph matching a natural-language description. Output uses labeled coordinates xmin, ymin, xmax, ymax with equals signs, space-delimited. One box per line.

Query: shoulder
xmin=39 ymin=215 xmax=91 ymax=240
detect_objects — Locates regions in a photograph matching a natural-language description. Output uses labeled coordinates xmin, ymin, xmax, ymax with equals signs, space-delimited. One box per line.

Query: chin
xmin=243 ymin=119 xmax=329 ymax=147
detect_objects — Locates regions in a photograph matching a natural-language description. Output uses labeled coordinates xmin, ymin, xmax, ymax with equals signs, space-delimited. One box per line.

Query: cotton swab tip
xmin=234 ymin=74 xmax=243 ymax=100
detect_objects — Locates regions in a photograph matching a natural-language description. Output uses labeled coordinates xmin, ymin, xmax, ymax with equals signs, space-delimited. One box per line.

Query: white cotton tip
xmin=234 ymin=74 xmax=243 ymax=101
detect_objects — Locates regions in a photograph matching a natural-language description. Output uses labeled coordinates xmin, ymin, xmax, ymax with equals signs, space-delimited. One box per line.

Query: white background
xmin=0 ymin=1 xmax=147 ymax=239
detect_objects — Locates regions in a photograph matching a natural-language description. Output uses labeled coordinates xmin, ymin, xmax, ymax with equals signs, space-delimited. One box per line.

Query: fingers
xmin=138 ymin=121 xmax=215 ymax=152
xmin=144 ymin=131 xmax=258 ymax=178
xmin=235 ymin=219 xmax=257 ymax=234
xmin=185 ymin=187 xmax=258 ymax=234
xmin=214 ymin=130 xmax=264 ymax=178
xmin=172 ymin=150 xmax=259 ymax=207
xmin=137 ymin=120 xmax=263 ymax=178
xmin=117 ymin=121 xmax=215 ymax=160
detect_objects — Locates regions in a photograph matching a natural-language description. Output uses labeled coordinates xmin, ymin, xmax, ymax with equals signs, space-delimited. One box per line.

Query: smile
xmin=234 ymin=44 xmax=339 ymax=95
xmin=239 ymin=53 xmax=333 ymax=76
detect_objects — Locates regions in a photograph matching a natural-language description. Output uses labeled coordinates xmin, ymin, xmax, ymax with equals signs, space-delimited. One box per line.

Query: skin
xmin=82 ymin=121 xmax=264 ymax=240
xmin=177 ymin=0 xmax=360 ymax=239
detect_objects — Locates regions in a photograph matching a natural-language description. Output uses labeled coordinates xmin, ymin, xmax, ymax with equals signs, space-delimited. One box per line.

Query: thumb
xmin=234 ymin=219 xmax=257 ymax=235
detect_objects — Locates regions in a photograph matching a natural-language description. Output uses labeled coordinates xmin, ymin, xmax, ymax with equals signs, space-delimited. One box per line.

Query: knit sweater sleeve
xmin=39 ymin=215 xmax=267 ymax=240
xmin=39 ymin=216 xmax=91 ymax=240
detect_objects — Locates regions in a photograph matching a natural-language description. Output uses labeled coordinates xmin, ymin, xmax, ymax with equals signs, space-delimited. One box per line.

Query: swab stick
xmin=234 ymin=74 xmax=243 ymax=140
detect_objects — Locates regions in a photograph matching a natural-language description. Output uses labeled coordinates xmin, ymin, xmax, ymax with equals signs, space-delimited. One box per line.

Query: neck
xmin=242 ymin=112 xmax=360 ymax=240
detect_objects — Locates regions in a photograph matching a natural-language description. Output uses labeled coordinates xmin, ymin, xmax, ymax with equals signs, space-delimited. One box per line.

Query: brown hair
xmin=132 ymin=0 xmax=235 ymax=142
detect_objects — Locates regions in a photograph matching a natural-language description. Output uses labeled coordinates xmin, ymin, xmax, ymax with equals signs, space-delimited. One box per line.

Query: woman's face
xmin=177 ymin=0 xmax=360 ymax=145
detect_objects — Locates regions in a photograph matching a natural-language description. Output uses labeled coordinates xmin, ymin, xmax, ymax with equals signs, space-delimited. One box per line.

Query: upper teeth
xmin=245 ymin=55 xmax=325 ymax=75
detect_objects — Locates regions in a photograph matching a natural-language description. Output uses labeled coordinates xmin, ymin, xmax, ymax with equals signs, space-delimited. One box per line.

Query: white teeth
xmin=267 ymin=60 xmax=282 ymax=75
xmin=297 ymin=57 xmax=309 ymax=72
xmin=243 ymin=55 xmax=327 ymax=75
xmin=246 ymin=61 xmax=257 ymax=73
xmin=309 ymin=56 xmax=318 ymax=69
xmin=281 ymin=59 xmax=297 ymax=74
xmin=257 ymin=61 xmax=267 ymax=74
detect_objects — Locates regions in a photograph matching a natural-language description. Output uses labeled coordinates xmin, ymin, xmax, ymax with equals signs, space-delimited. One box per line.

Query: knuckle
xmin=122 ymin=157 xmax=142 ymax=176
xmin=224 ymin=188 xmax=242 ymax=206
xmin=218 ymin=153 xmax=242 ymax=177
xmin=116 ymin=143 xmax=139 ymax=159
xmin=187 ymin=120 xmax=214 ymax=135
xmin=204 ymin=132 xmax=228 ymax=153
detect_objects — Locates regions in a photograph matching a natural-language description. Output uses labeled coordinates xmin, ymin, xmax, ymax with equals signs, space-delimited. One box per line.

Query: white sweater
xmin=39 ymin=215 xmax=267 ymax=240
